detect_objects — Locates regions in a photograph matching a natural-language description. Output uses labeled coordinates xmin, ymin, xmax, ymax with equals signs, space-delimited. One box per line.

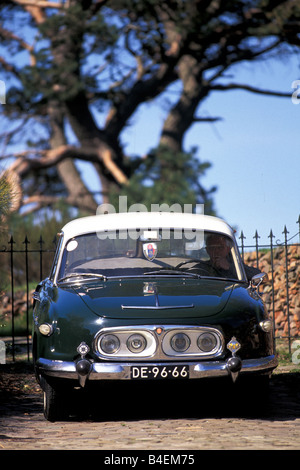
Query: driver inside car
xmin=205 ymin=234 xmax=261 ymax=281
xmin=205 ymin=234 xmax=237 ymax=278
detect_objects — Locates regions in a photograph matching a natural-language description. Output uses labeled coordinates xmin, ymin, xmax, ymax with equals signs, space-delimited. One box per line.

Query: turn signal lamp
xmin=259 ymin=320 xmax=272 ymax=333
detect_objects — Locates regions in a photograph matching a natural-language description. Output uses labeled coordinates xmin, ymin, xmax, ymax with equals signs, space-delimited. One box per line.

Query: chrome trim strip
xmin=239 ymin=355 xmax=278 ymax=372
xmin=32 ymin=291 xmax=40 ymax=301
xmin=36 ymin=355 xmax=278 ymax=381
xmin=121 ymin=305 xmax=194 ymax=310
xmin=122 ymin=286 xmax=194 ymax=309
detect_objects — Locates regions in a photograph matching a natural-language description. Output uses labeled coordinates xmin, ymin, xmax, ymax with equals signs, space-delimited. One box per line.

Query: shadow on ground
xmin=1 ymin=364 xmax=299 ymax=423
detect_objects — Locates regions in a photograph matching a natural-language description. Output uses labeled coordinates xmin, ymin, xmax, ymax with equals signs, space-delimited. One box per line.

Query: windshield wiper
xmin=57 ymin=272 xmax=107 ymax=283
xmin=144 ymin=269 xmax=201 ymax=279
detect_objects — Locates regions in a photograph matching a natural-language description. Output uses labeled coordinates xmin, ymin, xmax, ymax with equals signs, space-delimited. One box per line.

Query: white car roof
xmin=61 ymin=212 xmax=235 ymax=241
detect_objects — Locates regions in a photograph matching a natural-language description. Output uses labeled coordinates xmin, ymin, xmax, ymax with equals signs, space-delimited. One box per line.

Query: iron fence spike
xmin=282 ymin=225 xmax=289 ymax=235
xmin=23 ymin=235 xmax=30 ymax=244
xmin=8 ymin=235 xmax=15 ymax=244
xmin=268 ymin=229 xmax=275 ymax=239
xmin=239 ymin=230 xmax=246 ymax=240
xmin=38 ymin=235 xmax=45 ymax=245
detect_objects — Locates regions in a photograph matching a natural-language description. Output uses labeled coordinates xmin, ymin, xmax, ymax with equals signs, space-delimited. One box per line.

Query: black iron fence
xmin=0 ymin=218 xmax=299 ymax=362
xmin=238 ymin=221 xmax=300 ymax=355
xmin=0 ymin=234 xmax=57 ymax=362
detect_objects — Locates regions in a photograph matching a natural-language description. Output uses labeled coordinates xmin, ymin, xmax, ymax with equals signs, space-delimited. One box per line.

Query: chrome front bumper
xmin=36 ymin=355 xmax=278 ymax=383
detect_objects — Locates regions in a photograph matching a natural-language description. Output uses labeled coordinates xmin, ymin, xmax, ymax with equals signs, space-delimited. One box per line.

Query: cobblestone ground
xmin=0 ymin=364 xmax=300 ymax=451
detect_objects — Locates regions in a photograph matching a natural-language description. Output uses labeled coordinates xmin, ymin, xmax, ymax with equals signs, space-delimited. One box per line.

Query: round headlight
xmin=39 ymin=323 xmax=53 ymax=336
xmin=197 ymin=332 xmax=217 ymax=352
xmin=170 ymin=333 xmax=190 ymax=352
xmin=127 ymin=334 xmax=147 ymax=353
xmin=100 ymin=334 xmax=120 ymax=354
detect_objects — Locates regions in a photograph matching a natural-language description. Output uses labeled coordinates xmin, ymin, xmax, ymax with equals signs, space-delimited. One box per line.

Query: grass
xmin=0 ymin=283 xmax=35 ymax=337
xmin=275 ymin=339 xmax=300 ymax=373
xmin=0 ymin=309 xmax=33 ymax=337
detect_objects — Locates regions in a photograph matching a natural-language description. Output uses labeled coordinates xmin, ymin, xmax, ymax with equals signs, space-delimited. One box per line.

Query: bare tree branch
xmin=193 ymin=117 xmax=223 ymax=123
xmin=0 ymin=26 xmax=35 ymax=65
xmin=9 ymin=143 xmax=128 ymax=184
xmin=12 ymin=0 xmax=65 ymax=9
xmin=211 ymin=83 xmax=291 ymax=98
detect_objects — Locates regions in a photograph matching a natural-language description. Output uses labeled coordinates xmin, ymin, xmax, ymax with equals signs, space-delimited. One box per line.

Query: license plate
xmin=131 ymin=365 xmax=189 ymax=380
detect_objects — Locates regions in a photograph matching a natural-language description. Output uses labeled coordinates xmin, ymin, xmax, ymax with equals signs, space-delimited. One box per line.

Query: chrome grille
xmin=94 ymin=325 xmax=224 ymax=361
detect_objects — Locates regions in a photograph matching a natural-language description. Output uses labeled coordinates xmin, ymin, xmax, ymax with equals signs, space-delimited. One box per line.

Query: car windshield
xmin=57 ymin=229 xmax=246 ymax=282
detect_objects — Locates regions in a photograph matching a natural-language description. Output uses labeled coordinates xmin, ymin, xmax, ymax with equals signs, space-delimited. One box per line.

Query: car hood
xmin=71 ymin=278 xmax=237 ymax=319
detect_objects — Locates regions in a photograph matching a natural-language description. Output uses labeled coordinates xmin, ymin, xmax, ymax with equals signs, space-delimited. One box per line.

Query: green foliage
xmin=110 ymin=146 xmax=216 ymax=214
xmin=5 ymin=4 xmax=119 ymax=107
xmin=0 ymin=309 xmax=33 ymax=337
xmin=0 ymin=173 xmax=12 ymax=217
xmin=0 ymin=171 xmax=20 ymax=219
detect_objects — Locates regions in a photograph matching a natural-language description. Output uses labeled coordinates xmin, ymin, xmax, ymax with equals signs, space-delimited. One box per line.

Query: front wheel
xmin=41 ymin=377 xmax=68 ymax=422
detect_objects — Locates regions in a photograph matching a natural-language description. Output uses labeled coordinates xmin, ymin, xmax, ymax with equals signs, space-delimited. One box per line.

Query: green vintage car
xmin=32 ymin=212 xmax=277 ymax=421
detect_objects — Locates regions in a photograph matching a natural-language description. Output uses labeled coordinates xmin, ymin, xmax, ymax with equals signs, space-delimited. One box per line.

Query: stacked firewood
xmin=244 ymin=245 xmax=300 ymax=338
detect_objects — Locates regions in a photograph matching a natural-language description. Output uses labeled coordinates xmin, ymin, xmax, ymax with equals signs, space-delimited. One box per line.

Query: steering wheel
xmin=175 ymin=259 xmax=201 ymax=269
xmin=175 ymin=259 xmax=214 ymax=276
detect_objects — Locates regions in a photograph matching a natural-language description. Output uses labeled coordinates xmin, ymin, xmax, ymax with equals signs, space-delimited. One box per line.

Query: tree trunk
xmin=49 ymin=101 xmax=98 ymax=213
xmin=160 ymin=57 xmax=209 ymax=151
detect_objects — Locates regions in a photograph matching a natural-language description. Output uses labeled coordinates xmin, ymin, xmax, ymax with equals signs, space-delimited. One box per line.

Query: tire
xmin=42 ymin=377 xmax=67 ymax=422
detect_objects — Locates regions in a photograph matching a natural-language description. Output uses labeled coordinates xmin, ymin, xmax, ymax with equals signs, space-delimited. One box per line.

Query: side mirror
xmin=250 ymin=272 xmax=267 ymax=289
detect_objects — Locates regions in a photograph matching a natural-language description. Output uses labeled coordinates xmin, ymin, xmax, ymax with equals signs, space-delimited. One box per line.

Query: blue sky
xmin=107 ymin=55 xmax=300 ymax=248
xmin=2 ymin=26 xmax=299 ymax=248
